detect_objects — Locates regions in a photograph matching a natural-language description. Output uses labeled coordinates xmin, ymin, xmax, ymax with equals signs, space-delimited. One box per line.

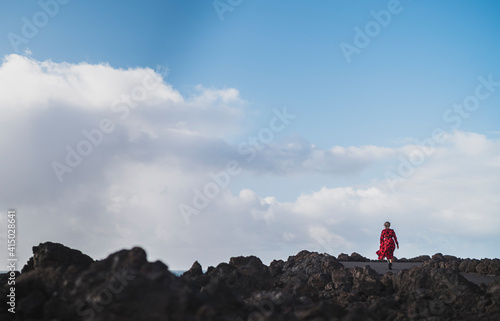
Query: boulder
xmin=181 ymin=261 xmax=203 ymax=278
xmin=21 ymin=242 xmax=94 ymax=273
xmin=409 ymin=255 xmax=431 ymax=262
xmin=203 ymin=256 xmax=274 ymax=298
xmin=476 ymin=259 xmax=500 ymax=276
xmin=350 ymin=252 xmax=370 ymax=262
xmin=338 ymin=253 xmax=351 ymax=261
xmin=269 ymin=259 xmax=285 ymax=278
xmin=275 ymin=251 xmax=344 ymax=300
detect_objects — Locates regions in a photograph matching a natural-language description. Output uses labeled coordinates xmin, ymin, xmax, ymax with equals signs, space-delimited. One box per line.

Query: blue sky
xmin=1 ymin=1 xmax=500 ymax=269
xmin=4 ymin=0 xmax=500 ymax=146
xmin=0 ymin=1 xmax=500 ymax=147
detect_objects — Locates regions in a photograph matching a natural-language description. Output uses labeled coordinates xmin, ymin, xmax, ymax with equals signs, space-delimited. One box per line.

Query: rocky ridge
xmin=423 ymin=253 xmax=500 ymax=276
xmin=338 ymin=252 xmax=500 ymax=277
xmin=1 ymin=242 xmax=499 ymax=320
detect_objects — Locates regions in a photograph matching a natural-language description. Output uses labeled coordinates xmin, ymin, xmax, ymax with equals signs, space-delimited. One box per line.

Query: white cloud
xmin=0 ymin=55 xmax=498 ymax=270
xmin=0 ymin=54 xmax=182 ymax=118
xmin=309 ymin=226 xmax=353 ymax=254
xmin=241 ymin=136 xmax=400 ymax=175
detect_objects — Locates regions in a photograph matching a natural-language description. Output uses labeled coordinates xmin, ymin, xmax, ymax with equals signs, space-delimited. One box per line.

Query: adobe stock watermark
xmin=384 ymin=74 xmax=500 ymax=191
xmin=75 ymin=269 xmax=135 ymax=321
xmin=51 ymin=70 xmax=163 ymax=183
xmin=236 ymin=293 xmax=286 ymax=321
xmin=178 ymin=107 xmax=296 ymax=224
xmin=8 ymin=0 xmax=70 ymax=53
xmin=339 ymin=0 xmax=407 ymax=64
xmin=213 ymin=0 xmax=243 ymax=21
xmin=6 ymin=209 xmax=17 ymax=314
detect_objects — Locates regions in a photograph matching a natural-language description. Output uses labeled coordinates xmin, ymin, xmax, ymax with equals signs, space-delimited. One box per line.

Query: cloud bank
xmin=0 ymin=55 xmax=499 ymax=269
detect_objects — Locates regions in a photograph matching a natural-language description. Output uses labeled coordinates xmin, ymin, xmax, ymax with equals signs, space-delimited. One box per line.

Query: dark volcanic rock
xmin=424 ymin=253 xmax=461 ymax=270
xmin=392 ymin=265 xmax=486 ymax=320
xmin=229 ymin=255 xmax=270 ymax=279
xmin=476 ymin=259 xmax=500 ymax=276
xmin=351 ymin=265 xmax=385 ymax=295
xmin=21 ymin=242 xmax=94 ymax=273
xmin=269 ymin=259 xmax=285 ymax=278
xmin=181 ymin=260 xmax=203 ymax=279
xmin=331 ymin=265 xmax=386 ymax=299
xmin=350 ymin=252 xmax=370 ymax=262
xmin=425 ymin=253 xmax=500 ymax=276
xmin=398 ymin=255 xmax=431 ymax=262
xmin=181 ymin=260 xmax=209 ymax=290
xmin=2 ymin=244 xmax=500 ymax=321
xmin=338 ymin=252 xmax=370 ymax=262
xmin=337 ymin=253 xmax=350 ymax=261
xmin=414 ymin=255 xmax=431 ymax=262
xmin=275 ymin=250 xmax=344 ymax=300
xmin=6 ymin=244 xmax=248 ymax=321
xmin=204 ymin=255 xmax=274 ymax=298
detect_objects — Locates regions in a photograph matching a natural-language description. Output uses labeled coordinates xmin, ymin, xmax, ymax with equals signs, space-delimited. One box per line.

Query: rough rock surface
xmin=21 ymin=242 xmax=94 ymax=273
xmin=424 ymin=253 xmax=500 ymax=276
xmin=398 ymin=255 xmax=431 ymax=262
xmin=337 ymin=252 xmax=370 ymax=262
xmin=1 ymin=243 xmax=499 ymax=320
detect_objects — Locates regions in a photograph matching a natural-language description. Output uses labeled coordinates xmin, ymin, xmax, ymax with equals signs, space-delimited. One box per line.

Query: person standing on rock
xmin=376 ymin=221 xmax=399 ymax=270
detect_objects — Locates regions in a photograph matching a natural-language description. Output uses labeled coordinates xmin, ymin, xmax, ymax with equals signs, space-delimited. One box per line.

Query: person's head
xmin=384 ymin=221 xmax=391 ymax=229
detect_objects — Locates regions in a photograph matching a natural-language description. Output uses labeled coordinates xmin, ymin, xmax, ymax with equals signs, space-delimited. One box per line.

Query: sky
xmin=0 ymin=0 xmax=499 ymax=270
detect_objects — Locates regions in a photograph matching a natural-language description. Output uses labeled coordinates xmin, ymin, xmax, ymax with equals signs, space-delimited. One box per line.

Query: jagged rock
xmin=423 ymin=254 xmax=500 ymax=276
xmin=182 ymin=261 xmax=203 ymax=279
xmin=410 ymin=255 xmax=431 ymax=262
xmin=269 ymin=259 xmax=285 ymax=278
xmin=398 ymin=255 xmax=431 ymax=262
xmin=391 ymin=265 xmax=485 ymax=320
xmin=467 ymin=259 xmax=480 ymax=273
xmin=338 ymin=252 xmax=370 ymax=262
xmin=351 ymin=266 xmax=385 ymax=295
xmin=424 ymin=253 xmax=461 ymax=270
xmin=275 ymin=250 xmax=344 ymax=300
xmin=459 ymin=258 xmax=471 ymax=272
xmin=229 ymin=255 xmax=269 ymax=279
xmin=329 ymin=265 xmax=387 ymax=299
xmin=2 ymin=244 xmax=500 ymax=321
xmin=488 ymin=259 xmax=500 ymax=276
xmin=476 ymin=259 xmax=500 ymax=276
xmin=487 ymin=280 xmax=500 ymax=301
xmin=181 ymin=260 xmax=209 ymax=289
xmin=338 ymin=253 xmax=350 ymax=261
xmin=459 ymin=258 xmax=477 ymax=273
xmin=197 ymin=277 xmax=247 ymax=319
xmin=8 ymin=244 xmax=243 ymax=321
xmin=204 ymin=255 xmax=274 ymax=298
xmin=21 ymin=242 xmax=94 ymax=273
xmin=331 ymin=267 xmax=353 ymax=292
xmin=350 ymin=252 xmax=370 ymax=262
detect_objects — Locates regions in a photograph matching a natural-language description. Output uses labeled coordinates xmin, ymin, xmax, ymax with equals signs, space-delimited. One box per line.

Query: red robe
xmin=376 ymin=228 xmax=398 ymax=260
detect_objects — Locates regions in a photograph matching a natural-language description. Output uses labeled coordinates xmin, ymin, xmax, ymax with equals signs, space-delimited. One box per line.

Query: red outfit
xmin=376 ymin=228 xmax=398 ymax=260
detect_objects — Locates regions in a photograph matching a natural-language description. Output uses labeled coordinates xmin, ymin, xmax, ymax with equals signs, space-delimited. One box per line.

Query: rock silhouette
xmin=337 ymin=252 xmax=370 ymax=262
xmin=21 ymin=241 xmax=94 ymax=273
xmin=1 ymin=242 xmax=500 ymax=320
